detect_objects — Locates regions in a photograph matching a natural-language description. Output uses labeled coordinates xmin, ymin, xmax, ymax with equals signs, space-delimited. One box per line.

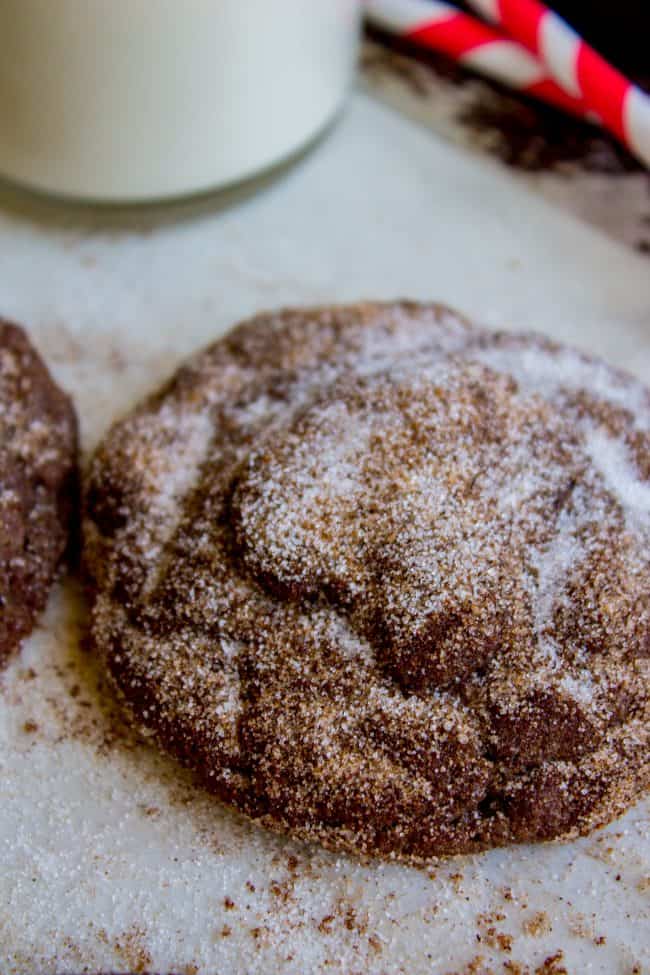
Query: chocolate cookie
xmin=0 ymin=320 xmax=77 ymax=666
xmin=84 ymin=303 xmax=649 ymax=861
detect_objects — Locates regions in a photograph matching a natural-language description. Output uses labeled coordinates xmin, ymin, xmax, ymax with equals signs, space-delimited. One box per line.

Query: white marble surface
xmin=0 ymin=92 xmax=648 ymax=975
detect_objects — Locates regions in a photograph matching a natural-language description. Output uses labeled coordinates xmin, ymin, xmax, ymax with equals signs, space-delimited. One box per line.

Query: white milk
xmin=0 ymin=0 xmax=360 ymax=202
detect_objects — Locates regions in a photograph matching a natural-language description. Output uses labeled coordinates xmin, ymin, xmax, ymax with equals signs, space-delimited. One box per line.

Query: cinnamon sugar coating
xmin=0 ymin=320 xmax=78 ymax=666
xmin=84 ymin=303 xmax=649 ymax=860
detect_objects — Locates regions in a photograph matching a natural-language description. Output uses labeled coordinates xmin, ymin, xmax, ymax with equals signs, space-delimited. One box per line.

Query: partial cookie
xmin=84 ymin=303 xmax=649 ymax=861
xmin=0 ymin=321 xmax=78 ymax=666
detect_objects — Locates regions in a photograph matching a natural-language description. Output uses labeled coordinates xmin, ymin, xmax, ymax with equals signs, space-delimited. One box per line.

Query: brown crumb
xmin=445 ymin=956 xmax=491 ymax=975
xmin=223 ymin=896 xmax=236 ymax=910
xmin=535 ymin=952 xmax=568 ymax=975
xmin=497 ymin=933 xmax=514 ymax=953
xmin=113 ymin=924 xmax=152 ymax=974
xmin=318 ymin=915 xmax=335 ymax=934
xmin=523 ymin=911 xmax=552 ymax=937
xmin=476 ymin=912 xmax=510 ymax=952
xmin=268 ymin=878 xmax=295 ymax=904
xmin=344 ymin=906 xmax=358 ymax=932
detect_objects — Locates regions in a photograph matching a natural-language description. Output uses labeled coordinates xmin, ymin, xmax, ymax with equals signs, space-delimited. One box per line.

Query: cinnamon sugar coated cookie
xmin=0 ymin=321 xmax=77 ymax=666
xmin=84 ymin=303 xmax=649 ymax=861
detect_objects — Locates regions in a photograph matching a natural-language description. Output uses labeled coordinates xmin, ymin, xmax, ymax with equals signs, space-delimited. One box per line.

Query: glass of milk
xmin=0 ymin=0 xmax=361 ymax=202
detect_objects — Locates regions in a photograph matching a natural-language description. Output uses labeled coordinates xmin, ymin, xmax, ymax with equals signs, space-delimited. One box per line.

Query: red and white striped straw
xmin=366 ymin=0 xmax=587 ymax=117
xmin=466 ymin=0 xmax=650 ymax=166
